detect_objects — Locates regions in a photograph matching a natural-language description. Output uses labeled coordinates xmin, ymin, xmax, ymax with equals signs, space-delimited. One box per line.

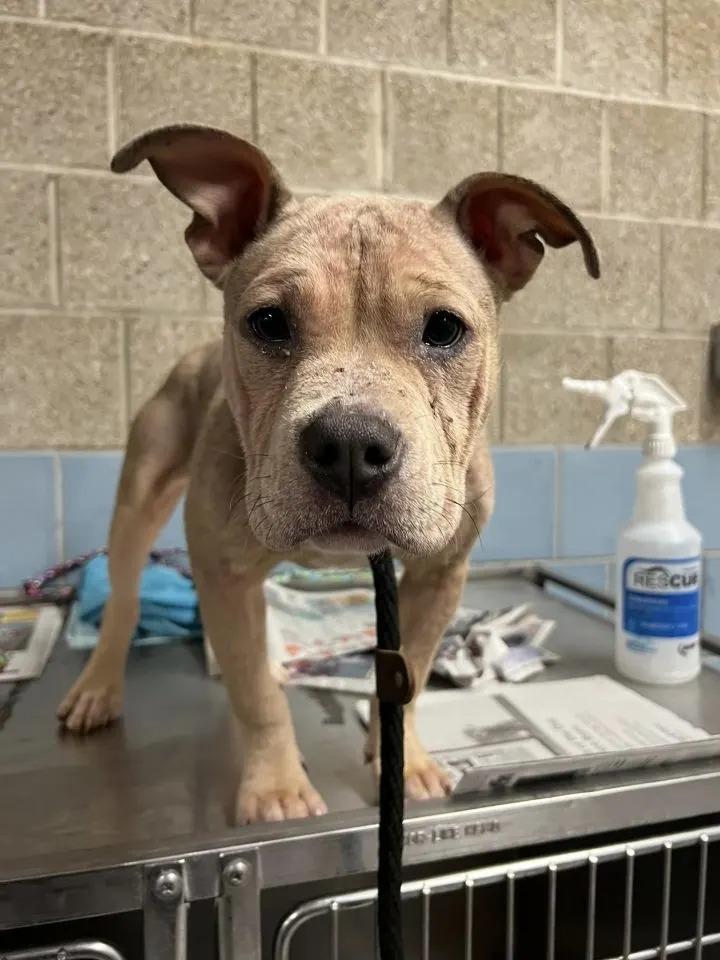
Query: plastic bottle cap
xmin=644 ymin=435 xmax=676 ymax=458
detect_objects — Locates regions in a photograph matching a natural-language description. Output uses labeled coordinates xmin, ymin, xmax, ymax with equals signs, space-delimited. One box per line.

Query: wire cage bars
xmin=274 ymin=824 xmax=720 ymax=960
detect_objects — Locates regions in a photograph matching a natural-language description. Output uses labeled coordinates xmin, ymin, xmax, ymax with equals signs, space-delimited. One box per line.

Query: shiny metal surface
xmin=505 ymin=871 xmax=515 ymax=960
xmin=1 ymin=944 xmax=126 ymax=959
xmin=586 ymin=855 xmax=598 ymax=960
xmin=1 ymin=568 xmax=720 ymax=942
xmin=273 ymin=824 xmax=720 ymax=960
xmin=695 ymin=836 xmax=709 ymax=960
xmin=623 ymin=849 xmax=635 ymax=959
xmin=217 ymin=852 xmax=261 ymax=960
xmin=143 ymin=861 xmax=187 ymax=960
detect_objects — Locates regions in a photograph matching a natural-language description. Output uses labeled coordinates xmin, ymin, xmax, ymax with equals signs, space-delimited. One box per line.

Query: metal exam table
xmin=1 ymin=565 xmax=720 ymax=959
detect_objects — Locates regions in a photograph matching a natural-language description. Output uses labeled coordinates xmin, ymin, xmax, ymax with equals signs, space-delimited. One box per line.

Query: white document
xmin=355 ymin=675 xmax=716 ymax=792
xmin=499 ymin=675 xmax=708 ymax=755
xmin=356 ymin=686 xmax=554 ymax=785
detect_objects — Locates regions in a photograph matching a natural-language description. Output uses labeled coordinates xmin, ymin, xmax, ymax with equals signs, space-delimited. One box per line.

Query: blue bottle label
xmin=623 ymin=557 xmax=700 ymax=640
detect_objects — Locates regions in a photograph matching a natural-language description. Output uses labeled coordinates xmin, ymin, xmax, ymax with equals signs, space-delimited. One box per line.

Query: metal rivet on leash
xmin=369 ymin=550 xmax=414 ymax=960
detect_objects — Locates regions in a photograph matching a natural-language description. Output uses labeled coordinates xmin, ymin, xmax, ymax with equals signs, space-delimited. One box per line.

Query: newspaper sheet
xmin=355 ymin=675 xmax=717 ymax=792
xmin=260 ymin=581 xmax=554 ymax=691
xmin=264 ymin=579 xmax=377 ymax=665
xmin=0 ymin=604 xmax=63 ymax=681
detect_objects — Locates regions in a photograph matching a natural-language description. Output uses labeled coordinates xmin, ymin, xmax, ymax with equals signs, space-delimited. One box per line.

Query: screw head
xmin=154 ymin=867 xmax=183 ymax=902
xmin=224 ymin=859 xmax=251 ymax=887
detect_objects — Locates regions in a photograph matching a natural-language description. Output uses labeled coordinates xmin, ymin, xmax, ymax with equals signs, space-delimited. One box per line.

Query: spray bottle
xmin=563 ymin=370 xmax=702 ymax=685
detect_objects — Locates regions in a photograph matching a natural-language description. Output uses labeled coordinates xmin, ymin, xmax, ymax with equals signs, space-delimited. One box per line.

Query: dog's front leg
xmin=194 ymin=565 xmax=327 ymax=823
xmin=365 ymin=556 xmax=469 ymax=800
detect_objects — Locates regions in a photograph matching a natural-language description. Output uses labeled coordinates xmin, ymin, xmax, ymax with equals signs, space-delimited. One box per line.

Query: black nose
xmin=300 ymin=409 xmax=402 ymax=508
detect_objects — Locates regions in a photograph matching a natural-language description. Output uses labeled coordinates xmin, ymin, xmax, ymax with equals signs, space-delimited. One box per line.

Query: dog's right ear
xmin=111 ymin=125 xmax=290 ymax=286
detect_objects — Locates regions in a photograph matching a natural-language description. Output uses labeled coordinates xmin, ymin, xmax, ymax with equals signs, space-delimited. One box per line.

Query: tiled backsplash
xmin=2 ymin=445 xmax=719 ymax=634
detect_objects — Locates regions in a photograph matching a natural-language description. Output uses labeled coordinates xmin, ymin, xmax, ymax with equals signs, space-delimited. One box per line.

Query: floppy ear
xmin=436 ymin=173 xmax=600 ymax=299
xmin=111 ymin=124 xmax=290 ymax=285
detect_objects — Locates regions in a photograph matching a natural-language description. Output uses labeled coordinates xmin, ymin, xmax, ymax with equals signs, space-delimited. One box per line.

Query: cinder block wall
xmin=1 ymin=1 xmax=719 ymax=449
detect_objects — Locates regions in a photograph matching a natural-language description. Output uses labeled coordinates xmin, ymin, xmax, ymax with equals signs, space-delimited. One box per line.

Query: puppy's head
xmin=114 ymin=126 xmax=599 ymax=556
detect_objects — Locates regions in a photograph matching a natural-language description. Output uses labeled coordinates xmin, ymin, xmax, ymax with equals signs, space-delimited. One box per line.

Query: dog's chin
xmin=248 ymin=481 xmax=461 ymax=556
xmin=253 ymin=509 xmax=457 ymax=558
xmin=308 ymin=522 xmax=389 ymax=555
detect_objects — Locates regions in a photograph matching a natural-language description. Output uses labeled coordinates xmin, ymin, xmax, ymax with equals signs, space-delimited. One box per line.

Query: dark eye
xmin=422 ymin=310 xmax=466 ymax=349
xmin=247 ymin=306 xmax=291 ymax=344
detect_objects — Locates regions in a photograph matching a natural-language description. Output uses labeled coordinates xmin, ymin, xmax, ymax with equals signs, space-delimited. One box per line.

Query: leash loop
xmin=375 ymin=649 xmax=414 ymax=705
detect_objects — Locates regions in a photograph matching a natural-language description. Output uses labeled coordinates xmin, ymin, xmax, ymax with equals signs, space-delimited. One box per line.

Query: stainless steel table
xmin=1 ymin=566 xmax=719 ymax=959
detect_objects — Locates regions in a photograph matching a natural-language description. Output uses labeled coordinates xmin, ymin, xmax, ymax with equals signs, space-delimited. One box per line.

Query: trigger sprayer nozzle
xmin=561 ymin=370 xmax=686 ymax=457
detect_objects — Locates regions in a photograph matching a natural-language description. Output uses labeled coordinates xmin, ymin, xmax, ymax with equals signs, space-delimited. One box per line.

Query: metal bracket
xmin=218 ymin=850 xmax=261 ymax=960
xmin=143 ymin=861 xmax=187 ymax=960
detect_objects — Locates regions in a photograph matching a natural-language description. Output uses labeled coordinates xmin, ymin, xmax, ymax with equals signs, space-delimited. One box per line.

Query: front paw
xmin=236 ymin=751 xmax=327 ymax=824
xmin=57 ymin=664 xmax=123 ymax=734
xmin=365 ymin=727 xmax=453 ymax=801
xmin=403 ymin=748 xmax=453 ymax=800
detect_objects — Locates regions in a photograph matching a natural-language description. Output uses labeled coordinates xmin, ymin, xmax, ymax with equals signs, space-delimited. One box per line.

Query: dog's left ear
xmin=111 ymin=124 xmax=291 ymax=285
xmin=436 ymin=173 xmax=600 ymax=299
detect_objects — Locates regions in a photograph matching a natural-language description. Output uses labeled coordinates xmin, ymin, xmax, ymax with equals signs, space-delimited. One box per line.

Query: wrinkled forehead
xmin=224 ymin=196 xmax=493 ymax=319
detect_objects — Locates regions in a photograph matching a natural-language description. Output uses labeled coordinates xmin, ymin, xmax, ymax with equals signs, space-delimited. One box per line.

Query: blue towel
xmin=78 ymin=555 xmax=202 ymax=641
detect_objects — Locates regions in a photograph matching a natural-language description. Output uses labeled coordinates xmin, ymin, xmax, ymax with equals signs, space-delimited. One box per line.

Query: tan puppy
xmin=58 ymin=126 xmax=599 ymax=823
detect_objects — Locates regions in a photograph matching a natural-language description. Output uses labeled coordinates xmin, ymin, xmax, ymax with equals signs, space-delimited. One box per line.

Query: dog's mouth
xmin=247 ymin=476 xmax=458 ymax=557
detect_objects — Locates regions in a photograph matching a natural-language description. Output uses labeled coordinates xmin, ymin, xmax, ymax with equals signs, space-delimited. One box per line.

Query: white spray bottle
xmin=563 ymin=370 xmax=702 ymax=685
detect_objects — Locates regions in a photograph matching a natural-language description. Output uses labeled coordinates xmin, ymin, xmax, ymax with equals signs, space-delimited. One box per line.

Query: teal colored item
xmin=77 ymin=555 xmax=202 ymax=641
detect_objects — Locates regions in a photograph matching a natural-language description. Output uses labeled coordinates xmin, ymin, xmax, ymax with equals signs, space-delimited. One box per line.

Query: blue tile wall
xmin=558 ymin=445 xmax=720 ymax=559
xmin=549 ymin=562 xmax=609 ymax=592
xmin=472 ymin=448 xmax=555 ymax=562
xmin=1 ymin=445 xmax=718 ymax=589
xmin=0 ymin=454 xmax=58 ymax=586
xmin=677 ymin=447 xmax=720 ymax=551
xmin=61 ymin=453 xmax=185 ymax=559
xmin=157 ymin=501 xmax=186 ymax=550
xmin=558 ymin=447 xmax=642 ymax=557
xmin=61 ymin=453 xmax=123 ymax=558
xmin=703 ymin=557 xmax=720 ymax=638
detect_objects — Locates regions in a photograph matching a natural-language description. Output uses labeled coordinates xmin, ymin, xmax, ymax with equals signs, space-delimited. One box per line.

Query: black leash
xmin=369 ymin=550 xmax=414 ymax=960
